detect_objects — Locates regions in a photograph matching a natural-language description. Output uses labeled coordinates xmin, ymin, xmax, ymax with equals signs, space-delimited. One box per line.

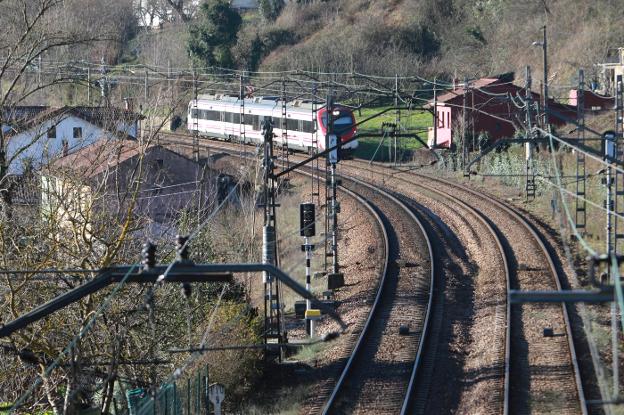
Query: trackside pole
xmin=300 ymin=202 xmax=317 ymax=338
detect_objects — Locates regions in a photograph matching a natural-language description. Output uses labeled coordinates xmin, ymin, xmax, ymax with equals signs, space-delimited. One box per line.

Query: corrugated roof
xmin=434 ymin=78 xmax=501 ymax=104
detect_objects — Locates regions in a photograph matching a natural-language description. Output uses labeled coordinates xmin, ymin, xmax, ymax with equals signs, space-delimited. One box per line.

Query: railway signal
xmin=300 ymin=202 xmax=316 ymax=337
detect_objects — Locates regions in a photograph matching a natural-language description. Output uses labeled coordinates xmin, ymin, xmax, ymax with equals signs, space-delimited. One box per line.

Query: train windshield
xmin=321 ymin=110 xmax=354 ymax=131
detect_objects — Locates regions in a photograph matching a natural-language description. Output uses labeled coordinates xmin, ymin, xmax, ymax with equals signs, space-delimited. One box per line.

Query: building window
xmin=73 ymin=127 xmax=82 ymax=139
xmin=47 ymin=126 xmax=56 ymax=139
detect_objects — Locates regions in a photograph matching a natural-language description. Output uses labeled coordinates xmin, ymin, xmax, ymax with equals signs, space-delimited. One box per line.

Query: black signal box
xmin=300 ymin=203 xmax=316 ymax=237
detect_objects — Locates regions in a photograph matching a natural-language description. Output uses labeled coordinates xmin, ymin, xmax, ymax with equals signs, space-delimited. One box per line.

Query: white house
xmin=3 ymin=106 xmax=143 ymax=174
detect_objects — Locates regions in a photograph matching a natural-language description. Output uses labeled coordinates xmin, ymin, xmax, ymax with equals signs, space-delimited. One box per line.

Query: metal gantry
xmin=279 ymin=78 xmax=290 ymax=177
xmin=260 ymin=121 xmax=285 ymax=358
xmin=524 ymin=65 xmax=536 ymax=200
xmin=575 ymin=69 xmax=587 ymax=233
xmin=311 ymin=82 xmax=321 ymax=206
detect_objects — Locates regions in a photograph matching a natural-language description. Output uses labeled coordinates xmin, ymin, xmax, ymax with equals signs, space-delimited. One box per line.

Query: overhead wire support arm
xmin=0 ymin=263 xmax=346 ymax=339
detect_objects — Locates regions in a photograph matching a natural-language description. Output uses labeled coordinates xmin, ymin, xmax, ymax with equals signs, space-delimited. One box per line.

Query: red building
xmin=428 ymin=76 xmax=576 ymax=149
xmin=568 ymin=89 xmax=614 ymax=112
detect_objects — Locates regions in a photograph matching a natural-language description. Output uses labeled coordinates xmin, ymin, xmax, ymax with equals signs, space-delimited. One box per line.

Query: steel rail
xmin=158 ymin=133 xmax=437 ymax=414
xmin=318 ymin=178 xmax=392 ymax=414
xmin=417 ymin=173 xmax=588 ymax=415
xmin=344 ymin=159 xmax=511 ymax=414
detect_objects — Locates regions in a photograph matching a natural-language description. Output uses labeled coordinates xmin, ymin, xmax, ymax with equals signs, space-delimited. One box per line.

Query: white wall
xmin=7 ymin=115 xmax=124 ymax=174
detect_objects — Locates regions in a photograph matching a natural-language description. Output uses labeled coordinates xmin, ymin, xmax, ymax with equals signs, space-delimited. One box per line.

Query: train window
xmin=244 ymin=114 xmax=253 ymax=125
xmin=225 ymin=112 xmax=233 ymax=123
xmin=321 ymin=112 xmax=354 ymax=128
xmin=252 ymin=115 xmax=260 ymax=130
xmin=190 ymin=109 xmax=198 ymax=118
xmin=301 ymin=120 xmax=314 ymax=133
xmin=287 ymin=118 xmax=299 ymax=131
xmin=232 ymin=113 xmax=240 ymax=124
xmin=206 ymin=111 xmax=220 ymax=121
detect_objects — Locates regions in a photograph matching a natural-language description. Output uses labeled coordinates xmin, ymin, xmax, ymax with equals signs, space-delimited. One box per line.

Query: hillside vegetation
xmin=242 ymin=0 xmax=624 ymax=85
xmin=132 ymin=0 xmax=624 ymax=87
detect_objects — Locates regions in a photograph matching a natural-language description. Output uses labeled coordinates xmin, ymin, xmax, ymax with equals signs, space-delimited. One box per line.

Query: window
xmin=244 ymin=114 xmax=254 ymax=125
xmin=225 ymin=112 xmax=233 ymax=123
xmin=73 ymin=127 xmax=82 ymax=139
xmin=207 ymin=110 xmax=220 ymax=121
xmin=232 ymin=113 xmax=240 ymax=124
xmin=190 ymin=108 xmax=198 ymax=118
xmin=287 ymin=118 xmax=299 ymax=131
xmin=47 ymin=126 xmax=56 ymax=139
xmin=301 ymin=120 xmax=314 ymax=133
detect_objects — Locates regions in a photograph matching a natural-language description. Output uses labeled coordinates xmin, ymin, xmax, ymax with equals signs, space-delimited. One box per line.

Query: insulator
xmin=141 ymin=242 xmax=157 ymax=270
xmin=176 ymin=235 xmax=189 ymax=261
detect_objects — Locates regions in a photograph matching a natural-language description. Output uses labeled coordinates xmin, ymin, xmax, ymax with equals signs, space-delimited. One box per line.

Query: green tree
xmin=258 ymin=0 xmax=284 ymax=21
xmin=187 ymin=0 xmax=242 ymax=68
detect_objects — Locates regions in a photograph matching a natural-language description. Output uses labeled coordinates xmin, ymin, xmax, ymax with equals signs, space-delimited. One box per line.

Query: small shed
xmin=427 ymin=75 xmax=576 ymax=149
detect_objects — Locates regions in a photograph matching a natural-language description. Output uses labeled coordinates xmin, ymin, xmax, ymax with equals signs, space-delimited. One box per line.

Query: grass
xmin=288 ymin=341 xmax=328 ymax=362
xmin=353 ymin=107 xmax=431 ymax=161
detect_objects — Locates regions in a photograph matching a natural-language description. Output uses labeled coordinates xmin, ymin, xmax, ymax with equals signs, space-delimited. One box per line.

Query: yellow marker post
xmin=305 ymin=309 xmax=321 ymax=339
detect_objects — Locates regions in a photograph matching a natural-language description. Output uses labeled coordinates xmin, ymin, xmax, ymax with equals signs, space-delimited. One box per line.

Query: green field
xmin=353 ymin=107 xmax=432 ymax=161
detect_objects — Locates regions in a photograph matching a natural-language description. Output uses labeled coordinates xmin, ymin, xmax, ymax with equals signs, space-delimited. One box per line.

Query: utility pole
xmin=261 ymin=119 xmax=284 ymax=359
xmin=312 ymin=81 xmax=320 ymax=206
xmin=543 ymin=26 xmax=549 ymax=132
xmin=394 ymin=74 xmax=400 ymax=166
xmin=433 ymin=77 xmax=438 ymax=148
xmin=239 ymin=73 xmax=246 ymax=160
xmin=325 ymin=94 xmax=343 ymax=289
xmin=533 ymin=26 xmax=549 ymax=131
xmin=192 ymin=68 xmax=199 ymax=163
xmin=612 ymin=74 xmax=624 ymax=399
xmin=300 ymin=203 xmax=316 ymax=337
xmin=462 ymin=78 xmax=468 ymax=170
xmin=525 ymin=65 xmax=536 ymax=200
xmin=575 ymin=69 xmax=587 ymax=233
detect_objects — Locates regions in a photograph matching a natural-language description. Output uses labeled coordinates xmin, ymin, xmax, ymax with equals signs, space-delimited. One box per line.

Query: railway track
xmin=157 ymin=135 xmax=438 ymax=413
xmin=157 ymin=132 xmax=587 ymax=413
xmin=319 ymin=176 xmax=434 ymax=414
xmin=344 ymin=160 xmax=587 ymax=414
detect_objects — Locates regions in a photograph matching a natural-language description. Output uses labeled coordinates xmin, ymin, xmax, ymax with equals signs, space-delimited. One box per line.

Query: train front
xmin=317 ymin=106 xmax=358 ymax=158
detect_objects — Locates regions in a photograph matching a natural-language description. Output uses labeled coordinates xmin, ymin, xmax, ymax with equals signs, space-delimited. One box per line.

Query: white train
xmin=187 ymin=95 xmax=358 ymax=154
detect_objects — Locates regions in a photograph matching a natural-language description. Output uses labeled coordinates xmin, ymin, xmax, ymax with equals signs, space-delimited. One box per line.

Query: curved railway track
xmin=344 ymin=160 xmax=587 ymax=414
xmin=157 ymin=132 xmax=587 ymax=414
xmin=157 ymin=134 xmax=437 ymax=413
xmin=320 ymin=175 xmax=434 ymax=414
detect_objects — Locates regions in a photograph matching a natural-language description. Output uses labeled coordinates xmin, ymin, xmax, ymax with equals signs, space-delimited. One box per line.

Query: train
xmin=187 ymin=95 xmax=358 ymax=155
